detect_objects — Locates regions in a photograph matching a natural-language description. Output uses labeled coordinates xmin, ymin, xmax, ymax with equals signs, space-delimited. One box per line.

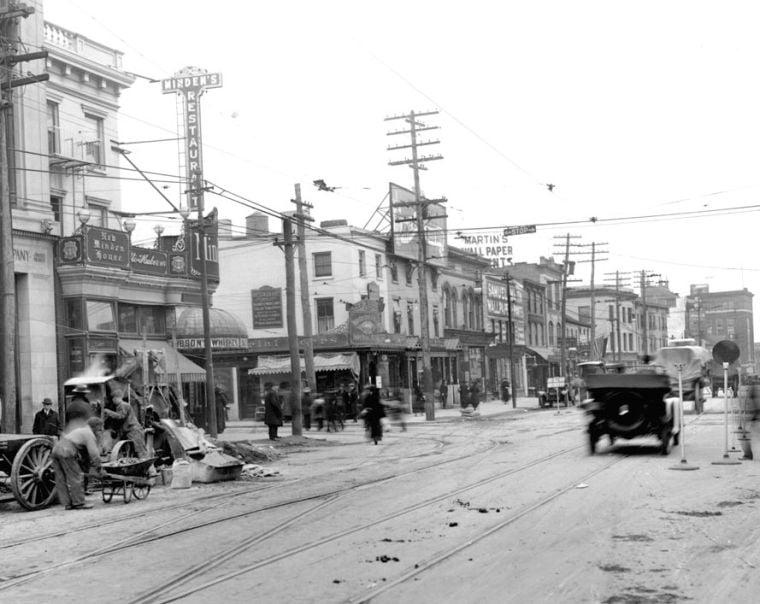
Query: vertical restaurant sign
xmin=189 ymin=207 xmax=219 ymax=281
xmin=389 ymin=182 xmax=447 ymax=268
xmin=161 ymin=67 xmax=222 ymax=212
xmin=251 ymin=286 xmax=283 ymax=329
xmin=85 ymin=227 xmax=129 ymax=268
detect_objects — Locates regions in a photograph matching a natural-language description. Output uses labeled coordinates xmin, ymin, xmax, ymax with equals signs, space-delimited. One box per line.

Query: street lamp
xmin=77 ymin=208 xmax=91 ymax=232
xmin=122 ymin=217 xmax=136 ymax=235
xmin=153 ymin=224 xmax=165 ymax=249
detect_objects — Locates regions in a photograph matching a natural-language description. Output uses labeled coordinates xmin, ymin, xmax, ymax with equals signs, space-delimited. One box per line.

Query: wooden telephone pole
xmin=292 ymin=184 xmax=316 ymax=396
xmin=386 ymin=109 xmax=445 ymax=421
xmin=567 ymin=241 xmax=608 ymax=359
xmin=0 ymin=5 xmax=49 ymax=432
xmin=279 ymin=216 xmax=302 ymax=436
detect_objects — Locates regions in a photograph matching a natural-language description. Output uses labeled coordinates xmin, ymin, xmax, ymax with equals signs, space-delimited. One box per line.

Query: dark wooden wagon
xmin=0 ymin=434 xmax=56 ymax=510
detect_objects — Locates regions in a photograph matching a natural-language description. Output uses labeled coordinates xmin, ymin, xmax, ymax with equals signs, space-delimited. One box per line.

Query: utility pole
xmin=504 ymin=272 xmax=516 ymax=408
xmin=567 ymin=242 xmax=608 ymax=360
xmin=0 ymin=5 xmax=49 ymax=433
xmin=386 ymin=109 xmax=444 ymax=421
xmin=603 ymin=271 xmax=631 ymax=363
xmin=638 ymin=270 xmax=660 ymax=356
xmin=552 ymin=234 xmax=581 ymax=379
xmin=292 ymin=184 xmax=316 ymax=394
xmin=279 ymin=217 xmax=302 ymax=436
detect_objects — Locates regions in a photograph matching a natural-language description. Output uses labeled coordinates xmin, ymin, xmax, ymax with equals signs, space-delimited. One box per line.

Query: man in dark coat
xmin=33 ymin=398 xmax=61 ymax=436
xmin=360 ymin=385 xmax=385 ymax=445
xmin=264 ymin=382 xmax=283 ymax=441
xmin=215 ymin=385 xmax=229 ymax=434
xmin=301 ymin=387 xmax=312 ymax=431
xmin=103 ymin=395 xmax=147 ymax=458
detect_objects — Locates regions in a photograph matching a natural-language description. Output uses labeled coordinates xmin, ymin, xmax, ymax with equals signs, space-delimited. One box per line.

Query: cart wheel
xmin=123 ymin=481 xmax=132 ymax=504
xmin=132 ymin=484 xmax=151 ymax=500
xmin=103 ymin=486 xmax=114 ymax=503
xmin=110 ymin=440 xmax=136 ymax=463
xmin=10 ymin=437 xmax=57 ymax=511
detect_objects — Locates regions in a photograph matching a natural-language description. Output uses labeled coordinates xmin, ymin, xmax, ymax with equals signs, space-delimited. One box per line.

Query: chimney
xmin=246 ymin=212 xmax=269 ymax=237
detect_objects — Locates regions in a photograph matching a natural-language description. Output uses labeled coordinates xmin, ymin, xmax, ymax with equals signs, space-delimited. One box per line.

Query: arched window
xmin=443 ymin=285 xmax=451 ymax=327
xmin=462 ymin=293 xmax=469 ymax=329
xmin=451 ymin=289 xmax=459 ymax=328
xmin=539 ymin=323 xmax=545 ymax=346
xmin=467 ymin=291 xmax=475 ymax=329
xmin=548 ymin=321 xmax=554 ymax=346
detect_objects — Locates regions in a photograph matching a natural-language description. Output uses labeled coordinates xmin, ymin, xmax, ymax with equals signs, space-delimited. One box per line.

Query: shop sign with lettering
xmin=85 ymin=227 xmax=129 ymax=268
xmin=130 ymin=246 xmax=168 ymax=276
xmin=176 ymin=336 xmax=248 ymax=350
xmin=58 ymin=237 xmax=83 ymax=264
xmin=251 ymin=286 xmax=283 ymax=328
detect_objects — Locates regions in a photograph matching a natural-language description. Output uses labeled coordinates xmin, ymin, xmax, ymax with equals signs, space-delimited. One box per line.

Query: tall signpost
xmin=711 ymin=340 xmax=741 ymax=466
xmin=162 ymin=67 xmax=222 ymax=436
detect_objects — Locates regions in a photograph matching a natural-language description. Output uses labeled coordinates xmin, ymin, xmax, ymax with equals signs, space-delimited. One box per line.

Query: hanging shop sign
xmin=85 ymin=227 xmax=129 ymax=268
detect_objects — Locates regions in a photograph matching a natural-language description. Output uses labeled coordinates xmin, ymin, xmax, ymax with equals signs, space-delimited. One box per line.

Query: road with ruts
xmin=1 ymin=403 xmax=759 ymax=603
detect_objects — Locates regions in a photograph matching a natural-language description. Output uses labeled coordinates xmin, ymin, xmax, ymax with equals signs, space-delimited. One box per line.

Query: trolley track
xmin=126 ymin=444 xmax=590 ymax=604
xmin=0 ymin=428 xmax=507 ymax=591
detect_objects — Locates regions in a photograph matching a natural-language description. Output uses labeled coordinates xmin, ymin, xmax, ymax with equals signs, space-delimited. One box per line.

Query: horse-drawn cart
xmin=0 ymin=434 xmax=56 ymax=510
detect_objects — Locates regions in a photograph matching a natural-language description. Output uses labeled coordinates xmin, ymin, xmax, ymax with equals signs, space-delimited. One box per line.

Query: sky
xmin=45 ymin=1 xmax=760 ymax=335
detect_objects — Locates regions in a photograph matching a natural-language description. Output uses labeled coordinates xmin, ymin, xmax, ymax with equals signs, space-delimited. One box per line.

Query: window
xmin=313 ymin=252 xmax=332 ymax=277
xmin=405 ymin=263 xmax=414 ymax=286
xmin=375 ymin=254 xmax=383 ymax=279
xmin=86 ymin=300 xmax=115 ymax=332
xmin=87 ymin=201 xmax=108 ymax=227
xmin=390 ymin=262 xmax=398 ymax=282
xmin=50 ymin=195 xmax=62 ymax=223
xmin=451 ymin=290 xmax=458 ymax=328
xmin=462 ymin=295 xmax=469 ymax=328
xmin=66 ymin=299 xmax=84 ymax=332
xmin=407 ymin=302 xmax=415 ymax=335
xmin=609 ymin=305 xmax=614 ymax=321
xmin=578 ymin=306 xmax=591 ymax=323
xmin=316 ymin=298 xmax=334 ymax=333
xmin=358 ymin=250 xmax=366 ymax=277
xmin=467 ymin=294 xmax=475 ymax=329
xmin=548 ymin=321 xmax=554 ymax=346
xmin=118 ymin=304 xmax=138 ymax=333
xmin=83 ymin=113 xmax=105 ymax=166
xmin=433 ymin=306 xmax=440 ymax=338
xmin=431 ymin=270 xmax=438 ymax=290
xmin=393 ymin=309 xmax=402 ymax=334
xmin=444 ymin=287 xmax=451 ymax=327
xmin=47 ymin=101 xmax=60 ymax=155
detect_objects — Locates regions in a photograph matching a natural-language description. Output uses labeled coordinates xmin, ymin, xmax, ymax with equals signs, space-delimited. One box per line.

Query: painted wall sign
xmin=176 ymin=336 xmax=248 ymax=350
xmin=462 ymin=232 xmax=514 ymax=268
xmin=251 ymin=286 xmax=283 ymax=329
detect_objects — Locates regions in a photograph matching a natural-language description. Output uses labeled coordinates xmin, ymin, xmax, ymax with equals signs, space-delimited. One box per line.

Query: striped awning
xmin=249 ymin=352 xmax=359 ymax=376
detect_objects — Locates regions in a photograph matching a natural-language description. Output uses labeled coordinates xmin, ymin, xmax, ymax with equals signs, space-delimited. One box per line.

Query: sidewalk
xmin=218 ymin=395 xmax=540 ymax=443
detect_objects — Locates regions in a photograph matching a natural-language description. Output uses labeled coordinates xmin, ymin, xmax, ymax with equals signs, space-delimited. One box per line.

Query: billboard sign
xmin=461 ymin=232 xmax=513 ymax=268
xmin=389 ymin=182 xmax=447 ymax=267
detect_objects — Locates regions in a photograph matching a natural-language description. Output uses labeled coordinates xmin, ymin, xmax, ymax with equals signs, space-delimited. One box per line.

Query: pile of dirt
xmin=217 ymin=440 xmax=282 ymax=463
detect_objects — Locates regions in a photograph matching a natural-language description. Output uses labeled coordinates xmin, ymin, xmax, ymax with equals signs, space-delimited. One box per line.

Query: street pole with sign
xmin=670 ymin=362 xmax=699 ymax=471
xmin=711 ymin=340 xmax=741 ymax=465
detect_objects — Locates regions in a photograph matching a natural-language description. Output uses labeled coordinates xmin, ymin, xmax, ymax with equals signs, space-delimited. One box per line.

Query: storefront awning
xmin=248 ymin=352 xmax=359 ymax=376
xmin=119 ymin=339 xmax=207 ymax=383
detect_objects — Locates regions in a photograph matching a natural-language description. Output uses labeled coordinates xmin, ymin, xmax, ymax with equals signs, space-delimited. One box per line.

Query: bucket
xmin=170 ymin=459 xmax=192 ymax=489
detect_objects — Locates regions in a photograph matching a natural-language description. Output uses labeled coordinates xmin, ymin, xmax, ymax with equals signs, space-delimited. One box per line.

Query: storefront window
xmin=118 ymin=304 xmax=138 ymax=333
xmin=65 ymin=299 xmax=84 ymax=332
xmin=86 ymin=300 xmax=115 ymax=331
xmin=139 ymin=306 xmax=166 ymax=335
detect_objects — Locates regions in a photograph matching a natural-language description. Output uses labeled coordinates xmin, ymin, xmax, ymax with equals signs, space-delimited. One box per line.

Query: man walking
xmin=264 ymin=382 xmax=283 ymax=441
xmin=33 ymin=398 xmax=61 ymax=436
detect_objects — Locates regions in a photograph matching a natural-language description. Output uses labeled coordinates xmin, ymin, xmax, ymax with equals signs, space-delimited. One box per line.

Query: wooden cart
xmin=0 ymin=434 xmax=56 ymax=511
xmin=100 ymin=457 xmax=157 ymax=504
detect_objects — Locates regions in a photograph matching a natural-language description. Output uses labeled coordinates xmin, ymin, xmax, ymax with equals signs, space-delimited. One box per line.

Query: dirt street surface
xmin=1 ymin=397 xmax=759 ymax=604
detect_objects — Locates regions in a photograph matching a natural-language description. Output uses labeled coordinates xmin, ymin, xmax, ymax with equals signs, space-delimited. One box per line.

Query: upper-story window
xmin=390 ymin=262 xmax=398 ymax=282
xmin=375 ymin=254 xmax=383 ymax=279
xmin=86 ymin=299 xmax=115 ymax=332
xmin=433 ymin=306 xmax=440 ymax=338
xmin=358 ymin=250 xmax=366 ymax=277
xmin=313 ymin=252 xmax=332 ymax=277
xmin=405 ymin=263 xmax=414 ymax=286
xmin=316 ymin=298 xmax=335 ymax=333
xmin=407 ymin=301 xmax=415 ymax=335
xmin=47 ymin=100 xmax=60 ymax=155
xmin=83 ymin=113 xmax=105 ymax=166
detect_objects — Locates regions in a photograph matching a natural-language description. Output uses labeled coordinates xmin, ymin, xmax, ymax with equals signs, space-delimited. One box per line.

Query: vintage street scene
xmin=1 ymin=1 xmax=760 ymax=603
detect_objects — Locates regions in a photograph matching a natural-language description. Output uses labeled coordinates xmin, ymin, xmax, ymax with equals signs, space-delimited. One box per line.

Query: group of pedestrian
xmin=459 ymin=379 xmax=482 ymax=409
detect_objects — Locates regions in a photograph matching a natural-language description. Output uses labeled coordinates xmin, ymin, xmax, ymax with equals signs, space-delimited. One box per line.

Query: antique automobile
xmin=538 ymin=376 xmax=573 ymax=408
xmin=654 ymin=340 xmax=711 ymax=414
xmin=583 ymin=367 xmax=681 ymax=455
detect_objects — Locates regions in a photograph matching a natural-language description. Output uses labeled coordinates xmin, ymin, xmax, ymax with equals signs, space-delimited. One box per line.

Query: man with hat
xmin=33 ymin=398 xmax=61 ymax=436
xmin=301 ymin=386 xmax=313 ymax=431
xmin=52 ymin=415 xmax=104 ymax=510
xmin=263 ymin=382 xmax=283 ymax=440
xmin=66 ymin=384 xmax=94 ymax=427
